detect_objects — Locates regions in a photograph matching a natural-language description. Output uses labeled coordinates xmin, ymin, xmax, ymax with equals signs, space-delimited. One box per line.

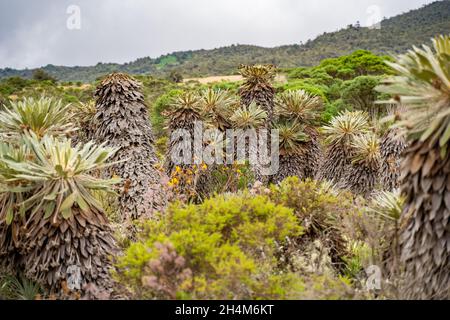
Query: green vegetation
xmin=115 ymin=181 xmax=368 ymax=300
xmin=279 ymin=50 xmax=394 ymax=123
xmin=0 ymin=77 xmax=93 ymax=106
xmin=286 ymin=50 xmax=393 ymax=82
xmin=116 ymin=193 xmax=303 ymax=299
xmin=156 ymin=55 xmax=178 ymax=69
xmin=167 ymin=70 xmax=183 ymax=83
xmin=0 ymin=33 xmax=449 ymax=300
xmin=0 ymin=1 xmax=448 ymax=82
xmin=32 ymin=69 xmax=56 ymax=83
xmin=0 ymin=274 xmax=42 ymax=300
xmin=152 ymin=89 xmax=183 ymax=138
xmin=377 ymin=34 xmax=450 ymax=299
xmin=0 ymin=97 xmax=119 ymax=293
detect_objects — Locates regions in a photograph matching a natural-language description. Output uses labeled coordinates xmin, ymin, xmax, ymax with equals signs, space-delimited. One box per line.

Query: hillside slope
xmin=1 ymin=1 xmax=449 ymax=82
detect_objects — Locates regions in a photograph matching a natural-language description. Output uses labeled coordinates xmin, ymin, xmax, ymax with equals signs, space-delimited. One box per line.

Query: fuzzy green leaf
xmin=439 ymin=122 xmax=450 ymax=147
xmin=61 ymin=207 xmax=72 ymax=220
xmin=60 ymin=191 xmax=77 ymax=212
xmin=6 ymin=207 xmax=13 ymax=225
xmin=44 ymin=202 xmax=56 ymax=219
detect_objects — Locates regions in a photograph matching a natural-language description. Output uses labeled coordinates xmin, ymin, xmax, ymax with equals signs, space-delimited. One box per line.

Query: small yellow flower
xmin=175 ymin=166 xmax=182 ymax=173
xmin=170 ymin=178 xmax=179 ymax=185
xmin=201 ymin=164 xmax=208 ymax=171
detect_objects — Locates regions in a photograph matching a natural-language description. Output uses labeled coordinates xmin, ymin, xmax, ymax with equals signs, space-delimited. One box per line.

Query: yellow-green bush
xmin=115 ymin=178 xmax=371 ymax=300
xmin=115 ymin=193 xmax=304 ymax=299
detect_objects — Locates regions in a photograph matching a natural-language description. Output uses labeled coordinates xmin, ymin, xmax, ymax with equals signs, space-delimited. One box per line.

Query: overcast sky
xmin=0 ymin=0 xmax=436 ymax=69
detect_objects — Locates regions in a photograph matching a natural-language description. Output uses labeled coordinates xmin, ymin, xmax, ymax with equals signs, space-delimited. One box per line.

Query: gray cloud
xmin=0 ymin=0 xmax=436 ymax=69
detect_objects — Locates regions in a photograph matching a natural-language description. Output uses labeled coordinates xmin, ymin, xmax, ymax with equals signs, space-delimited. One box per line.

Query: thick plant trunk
xmin=239 ymin=88 xmax=275 ymax=127
xmin=239 ymin=85 xmax=275 ymax=183
xmin=271 ymin=133 xmax=322 ymax=185
xmin=165 ymin=117 xmax=221 ymax=201
xmin=20 ymin=207 xmax=116 ymax=295
xmin=94 ymin=74 xmax=167 ymax=221
xmin=304 ymin=129 xmax=323 ymax=179
xmin=165 ymin=119 xmax=197 ymax=176
xmin=271 ymin=154 xmax=306 ymax=184
xmin=380 ymin=129 xmax=406 ymax=191
xmin=398 ymin=139 xmax=450 ymax=299
xmin=338 ymin=162 xmax=379 ymax=199
xmin=317 ymin=142 xmax=351 ymax=184
xmin=0 ymin=223 xmax=21 ymax=273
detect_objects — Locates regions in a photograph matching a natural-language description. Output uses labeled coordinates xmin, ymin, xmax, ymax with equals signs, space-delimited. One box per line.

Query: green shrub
xmin=287 ymin=67 xmax=308 ymax=79
xmin=63 ymin=94 xmax=78 ymax=103
xmin=151 ymin=89 xmax=183 ymax=137
xmin=210 ymin=81 xmax=241 ymax=93
xmin=319 ymin=50 xmax=393 ymax=79
xmin=341 ymin=75 xmax=384 ymax=117
xmin=0 ymin=77 xmax=31 ymax=96
xmin=276 ymin=80 xmax=328 ymax=103
xmin=32 ymin=69 xmax=57 ymax=83
xmin=115 ymin=192 xmax=303 ymax=299
xmin=324 ymin=79 xmax=344 ymax=101
xmin=288 ymin=68 xmax=335 ymax=86
xmin=266 ymin=178 xmax=360 ymax=272
xmin=116 ymin=178 xmax=369 ymax=300
xmin=155 ymin=136 xmax=168 ymax=159
xmin=0 ymin=273 xmax=42 ymax=300
xmin=321 ymin=99 xmax=348 ymax=123
xmin=208 ymin=162 xmax=255 ymax=194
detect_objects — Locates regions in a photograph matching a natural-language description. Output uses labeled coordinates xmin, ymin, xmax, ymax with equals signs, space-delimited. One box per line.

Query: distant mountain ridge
xmin=1 ymin=1 xmax=449 ymax=82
